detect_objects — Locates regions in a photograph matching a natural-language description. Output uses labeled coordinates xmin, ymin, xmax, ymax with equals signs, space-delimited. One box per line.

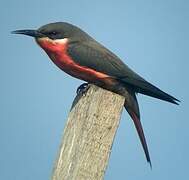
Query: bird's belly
xmin=47 ymin=51 xmax=114 ymax=85
xmin=39 ymin=39 xmax=115 ymax=86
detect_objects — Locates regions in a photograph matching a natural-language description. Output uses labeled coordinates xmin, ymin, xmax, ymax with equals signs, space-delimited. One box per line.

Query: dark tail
xmin=138 ymin=81 xmax=179 ymax=105
xmin=124 ymin=90 xmax=152 ymax=167
xmin=120 ymin=77 xmax=180 ymax=105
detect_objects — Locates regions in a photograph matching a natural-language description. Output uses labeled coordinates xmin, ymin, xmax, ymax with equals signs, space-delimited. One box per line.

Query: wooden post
xmin=51 ymin=85 xmax=125 ymax=180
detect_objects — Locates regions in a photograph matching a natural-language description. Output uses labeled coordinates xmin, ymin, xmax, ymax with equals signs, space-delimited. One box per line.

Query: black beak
xmin=11 ymin=29 xmax=45 ymax=38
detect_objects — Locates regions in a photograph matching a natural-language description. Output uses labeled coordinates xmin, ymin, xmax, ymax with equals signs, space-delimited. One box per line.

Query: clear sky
xmin=1 ymin=0 xmax=188 ymax=179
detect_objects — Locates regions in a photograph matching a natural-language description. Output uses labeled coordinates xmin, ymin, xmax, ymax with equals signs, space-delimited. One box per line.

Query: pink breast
xmin=37 ymin=38 xmax=113 ymax=84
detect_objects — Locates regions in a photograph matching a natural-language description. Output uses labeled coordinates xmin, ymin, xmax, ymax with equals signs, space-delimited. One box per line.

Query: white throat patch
xmin=36 ymin=37 xmax=69 ymax=45
xmin=53 ymin=38 xmax=69 ymax=44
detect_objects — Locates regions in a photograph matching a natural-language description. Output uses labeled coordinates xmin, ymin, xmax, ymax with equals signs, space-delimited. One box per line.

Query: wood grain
xmin=52 ymin=85 xmax=125 ymax=180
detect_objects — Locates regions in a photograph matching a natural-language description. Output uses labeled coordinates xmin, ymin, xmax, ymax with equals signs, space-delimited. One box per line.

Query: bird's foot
xmin=76 ymin=83 xmax=90 ymax=95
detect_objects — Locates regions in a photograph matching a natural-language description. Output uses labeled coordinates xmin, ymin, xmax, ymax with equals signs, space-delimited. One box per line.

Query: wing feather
xmin=68 ymin=40 xmax=179 ymax=104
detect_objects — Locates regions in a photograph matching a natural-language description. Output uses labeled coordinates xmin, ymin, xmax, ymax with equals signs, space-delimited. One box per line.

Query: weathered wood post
xmin=52 ymin=85 xmax=125 ymax=180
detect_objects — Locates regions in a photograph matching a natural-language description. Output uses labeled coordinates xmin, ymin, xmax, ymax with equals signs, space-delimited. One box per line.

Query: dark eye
xmin=49 ymin=31 xmax=57 ymax=36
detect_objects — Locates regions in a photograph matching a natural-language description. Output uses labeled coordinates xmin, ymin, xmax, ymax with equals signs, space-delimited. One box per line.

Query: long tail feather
xmin=124 ymin=91 xmax=152 ymax=167
xmin=128 ymin=110 xmax=152 ymax=167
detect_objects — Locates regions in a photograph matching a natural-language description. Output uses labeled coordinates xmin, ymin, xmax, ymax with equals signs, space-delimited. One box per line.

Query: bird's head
xmin=12 ymin=22 xmax=92 ymax=53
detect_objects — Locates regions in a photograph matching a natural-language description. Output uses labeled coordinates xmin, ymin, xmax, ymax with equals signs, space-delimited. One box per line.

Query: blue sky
xmin=1 ymin=0 xmax=188 ymax=179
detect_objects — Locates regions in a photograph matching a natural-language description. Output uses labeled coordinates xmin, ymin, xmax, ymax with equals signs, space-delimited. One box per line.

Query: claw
xmin=76 ymin=83 xmax=89 ymax=95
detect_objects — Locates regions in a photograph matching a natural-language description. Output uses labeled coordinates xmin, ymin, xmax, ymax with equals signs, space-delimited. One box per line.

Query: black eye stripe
xmin=48 ymin=31 xmax=57 ymax=35
xmin=39 ymin=30 xmax=64 ymax=39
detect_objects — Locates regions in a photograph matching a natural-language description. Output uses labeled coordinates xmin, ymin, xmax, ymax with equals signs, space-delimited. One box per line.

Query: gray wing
xmin=68 ymin=40 xmax=179 ymax=104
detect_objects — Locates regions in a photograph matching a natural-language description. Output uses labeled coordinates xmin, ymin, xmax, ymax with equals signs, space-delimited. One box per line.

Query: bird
xmin=12 ymin=22 xmax=179 ymax=167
